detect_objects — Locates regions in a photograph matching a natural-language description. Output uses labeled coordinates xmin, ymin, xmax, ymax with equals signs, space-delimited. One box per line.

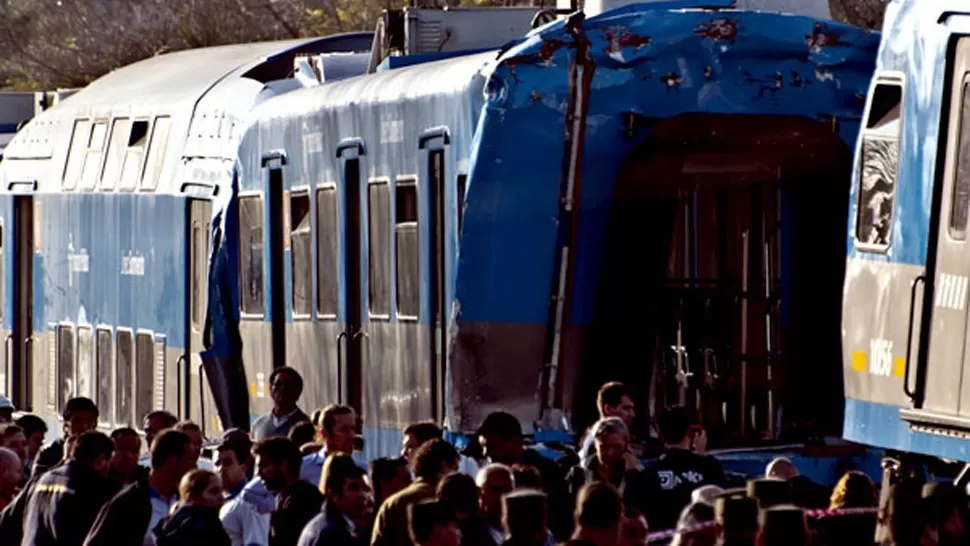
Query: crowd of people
xmin=0 ymin=370 xmax=963 ymax=545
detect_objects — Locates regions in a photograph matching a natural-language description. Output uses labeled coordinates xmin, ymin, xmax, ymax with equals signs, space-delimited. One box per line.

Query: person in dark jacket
xmin=298 ymin=453 xmax=373 ymax=546
xmin=22 ymin=430 xmax=115 ymax=546
xmin=564 ymin=483 xmax=623 ymax=546
xmin=255 ymin=436 xmax=323 ymax=546
xmin=32 ymin=397 xmax=98 ymax=478
xmin=437 ymin=472 xmax=495 ymax=546
xmin=409 ymin=499 xmax=462 ymax=546
xmin=153 ymin=469 xmax=230 ymax=546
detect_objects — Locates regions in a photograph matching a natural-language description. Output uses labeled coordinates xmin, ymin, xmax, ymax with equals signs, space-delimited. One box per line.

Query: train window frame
xmin=76 ymin=325 xmax=94 ymax=401
xmin=140 ymin=115 xmax=172 ymax=192
xmin=367 ymin=178 xmax=392 ymax=321
xmin=316 ymin=183 xmax=339 ymax=320
xmin=115 ymin=327 xmax=134 ymax=427
xmin=62 ymin=119 xmax=91 ymax=190
xmin=239 ymin=191 xmax=266 ymax=319
xmin=290 ymin=187 xmax=313 ymax=320
xmin=134 ymin=329 xmax=155 ymax=429
xmin=457 ymin=173 xmax=467 ymax=236
xmin=395 ymin=176 xmax=420 ymax=321
xmin=949 ymin=74 xmax=970 ymax=240
xmin=95 ymin=325 xmax=114 ymax=427
xmin=100 ymin=117 xmax=131 ymax=191
xmin=79 ymin=119 xmax=109 ymax=191
xmin=119 ymin=119 xmax=151 ymax=192
xmin=55 ymin=323 xmax=75 ymax=415
xmin=854 ymin=71 xmax=905 ymax=254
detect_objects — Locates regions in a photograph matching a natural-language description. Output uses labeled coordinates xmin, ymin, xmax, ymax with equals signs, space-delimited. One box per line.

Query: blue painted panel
xmin=844 ymin=397 xmax=970 ymax=463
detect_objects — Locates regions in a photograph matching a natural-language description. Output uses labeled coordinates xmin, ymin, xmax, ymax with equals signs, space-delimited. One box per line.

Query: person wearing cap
xmin=565 ymin=482 xmax=624 ymax=546
xmin=33 ymin=397 xmax=99 ymax=478
xmin=502 ymin=490 xmax=550 ymax=546
xmin=0 ymin=396 xmax=15 ymax=423
xmin=756 ymin=505 xmax=808 ymax=546
xmin=251 ymin=367 xmax=311 ymax=442
xmin=219 ymin=430 xmax=270 ymax=546
xmin=476 ymin=412 xmax=569 ymax=540
xmin=713 ymin=491 xmax=757 ymax=546
xmin=409 ymin=499 xmax=461 ymax=546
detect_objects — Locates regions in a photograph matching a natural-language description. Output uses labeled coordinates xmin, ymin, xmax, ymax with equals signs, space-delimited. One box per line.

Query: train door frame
xmin=337 ymin=138 xmax=366 ymax=413
xmin=262 ymin=152 xmax=288 ymax=373
xmin=419 ymin=127 xmax=450 ymax=422
xmin=11 ymin=195 xmax=33 ymax=410
xmin=184 ymin=198 xmax=212 ymax=422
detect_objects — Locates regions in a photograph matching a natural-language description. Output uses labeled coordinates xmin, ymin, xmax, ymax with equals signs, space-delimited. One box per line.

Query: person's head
xmin=829 ymin=470 xmax=876 ymax=510
xmin=658 ymin=406 xmax=695 ymax=448
xmin=253 ymin=437 xmax=302 ymax=492
xmin=511 ymin=464 xmax=542 ymax=491
xmin=476 ymin=463 xmax=515 ymax=523
xmin=322 ymin=452 xmax=373 ymax=522
xmin=371 ymin=456 xmax=412 ymax=504
xmin=574 ymin=482 xmax=623 ymax=543
xmin=477 ymin=412 xmax=524 ymax=465
xmin=765 ymin=457 xmax=798 ymax=481
xmin=714 ymin=492 xmax=758 ymax=541
xmin=620 ymin=509 xmax=650 ymax=546
xmin=414 ymin=439 xmax=460 ymax=486
xmin=402 ymin=422 xmax=443 ymax=465
xmin=0 ymin=447 xmax=20 ymax=493
xmin=150 ymin=429 xmax=194 ymax=483
xmin=269 ymin=367 xmax=304 ymax=411
xmin=0 ymin=424 xmax=28 ymax=467
xmin=71 ymin=430 xmax=115 ymax=478
xmin=437 ymin=472 xmax=479 ymax=520
xmin=670 ymin=502 xmax=715 ymax=546
xmin=178 ymin=469 xmax=224 ymax=509
xmin=63 ymin=397 xmax=98 ymax=438
xmin=409 ymin=499 xmax=461 ymax=546
xmin=175 ymin=421 xmax=203 ymax=466
xmin=691 ymin=485 xmax=725 ymax=506
xmin=0 ymin=396 xmax=14 ymax=423
xmin=592 ymin=417 xmax=629 ymax=470
xmin=288 ymin=421 xmax=317 ymax=448
xmin=757 ymin=505 xmax=808 ymax=546
xmin=320 ymin=404 xmax=357 ymax=454
xmin=15 ymin=414 xmax=47 ymax=460
xmin=110 ymin=427 xmax=142 ymax=478
xmin=216 ymin=443 xmax=248 ymax=494
xmin=597 ymin=382 xmax=635 ymax=425
xmin=143 ymin=410 xmax=177 ymax=448
xmin=919 ymin=482 xmax=968 ymax=546
xmin=503 ymin=490 xmax=548 ymax=542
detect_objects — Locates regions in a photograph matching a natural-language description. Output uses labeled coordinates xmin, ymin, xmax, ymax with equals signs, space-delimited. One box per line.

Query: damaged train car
xmin=203 ymin=0 xmax=880 ymax=467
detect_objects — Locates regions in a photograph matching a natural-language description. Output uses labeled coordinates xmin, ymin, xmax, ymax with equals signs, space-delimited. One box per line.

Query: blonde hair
xmin=829 ymin=470 xmax=876 ymax=510
xmin=178 ymin=469 xmax=219 ymax=502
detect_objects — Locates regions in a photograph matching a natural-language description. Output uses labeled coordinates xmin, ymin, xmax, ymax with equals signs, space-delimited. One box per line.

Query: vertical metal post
xmin=740 ymin=230 xmax=750 ymax=438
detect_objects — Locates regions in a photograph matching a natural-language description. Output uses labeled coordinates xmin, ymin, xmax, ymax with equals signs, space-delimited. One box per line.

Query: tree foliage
xmin=828 ymin=0 xmax=889 ymax=30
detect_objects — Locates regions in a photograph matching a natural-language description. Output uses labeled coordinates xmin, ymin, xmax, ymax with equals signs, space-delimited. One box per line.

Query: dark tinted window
xmin=396 ymin=179 xmax=419 ymax=317
xmin=77 ymin=326 xmax=93 ymax=400
xmin=96 ymin=329 xmax=112 ymax=424
xmin=116 ymin=330 xmax=132 ymax=425
xmin=135 ymin=333 xmax=154 ymax=426
xmin=291 ymin=192 xmax=312 ymax=316
xmin=368 ymin=181 xmax=391 ymax=316
xmin=57 ymin=325 xmax=74 ymax=413
xmin=239 ymin=196 xmax=264 ymax=315
xmin=317 ymin=187 xmax=338 ymax=317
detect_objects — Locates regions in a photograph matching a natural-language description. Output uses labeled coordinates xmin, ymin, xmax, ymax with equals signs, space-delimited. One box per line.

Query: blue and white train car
xmin=209 ymin=0 xmax=881 ymax=467
xmin=0 ymin=33 xmax=372 ymax=436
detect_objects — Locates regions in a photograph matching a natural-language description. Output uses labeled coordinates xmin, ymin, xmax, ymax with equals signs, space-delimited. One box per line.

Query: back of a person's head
xmin=477 ymin=411 xmax=522 ymax=441
xmin=414 ymin=439 xmax=459 ymax=482
xmin=597 ymin=381 xmax=630 ymax=413
xmin=15 ymin=414 xmax=47 ymax=437
xmin=63 ymin=397 xmax=98 ymax=420
xmin=409 ymin=499 xmax=457 ymax=545
xmin=692 ymin=485 xmax=725 ymax=505
xmin=174 ymin=420 xmax=201 ymax=434
xmin=437 ymin=472 xmax=479 ymax=515
xmin=72 ymin=431 xmax=115 ymax=466
xmin=830 ymin=470 xmax=876 ymax=509
xmin=765 ymin=457 xmax=798 ymax=480
xmin=322 ymin=452 xmax=367 ymax=495
xmin=671 ymin=502 xmax=715 ymax=546
xmin=758 ymin=505 xmax=808 ymax=546
xmin=576 ymin=482 xmax=623 ymax=530
xmin=371 ymin=456 xmax=408 ymax=485
xmin=178 ymin=469 xmax=218 ymax=502
xmin=150 ymin=429 xmax=190 ymax=469
xmin=253 ymin=437 xmax=302 ymax=475
xmin=658 ymin=406 xmax=691 ymax=445
xmin=511 ymin=464 xmax=543 ymax=490
xmin=110 ymin=427 xmax=140 ymax=441
xmin=288 ymin=420 xmax=317 ymax=446
xmin=504 ymin=490 xmax=548 ymax=538
xmin=143 ymin=410 xmax=178 ymax=429
xmin=404 ymin=421 xmax=443 ymax=444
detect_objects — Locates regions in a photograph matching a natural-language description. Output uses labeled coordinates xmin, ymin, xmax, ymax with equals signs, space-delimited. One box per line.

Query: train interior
xmin=577 ymin=113 xmax=854 ymax=450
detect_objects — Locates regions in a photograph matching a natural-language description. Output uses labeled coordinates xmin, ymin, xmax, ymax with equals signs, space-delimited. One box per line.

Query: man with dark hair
xmin=651 ymin=405 xmax=725 ymax=531
xmin=578 ymin=382 xmax=636 ymax=463
xmin=0 ymin=424 xmax=28 ymax=477
xmin=402 ymin=422 xmax=443 ymax=464
xmin=409 ymin=499 xmax=461 ymax=546
xmin=566 ymin=483 xmax=623 ymax=546
xmin=15 ymin=414 xmax=47 ymax=477
xmin=437 ymin=473 xmax=493 ymax=546
xmin=218 ymin=429 xmax=269 ymax=546
xmin=23 ymin=431 xmax=115 ymax=545
xmin=109 ymin=427 xmax=147 ymax=486
xmin=371 ymin=457 xmax=412 ymax=509
xmin=33 ymin=397 xmax=99 ymax=477
xmin=301 ymin=404 xmax=365 ymax=485
xmin=252 ymin=367 xmax=310 ymax=442
xmin=503 ymin=490 xmax=550 ymax=546
xmin=174 ymin=421 xmax=204 ymax=468
xmin=255 ymin=437 xmax=323 ymax=546
xmin=142 ymin=411 xmax=178 ymax=450
xmin=298 ymin=453 xmax=374 ymax=546
xmin=477 ymin=412 xmax=568 ymax=540
xmin=83 ymin=429 xmax=195 ymax=546
xmin=372 ymin=439 xmax=459 ymax=546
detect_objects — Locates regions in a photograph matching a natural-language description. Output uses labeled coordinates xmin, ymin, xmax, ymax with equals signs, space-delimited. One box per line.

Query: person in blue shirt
xmin=300 ymin=405 xmax=366 ymax=486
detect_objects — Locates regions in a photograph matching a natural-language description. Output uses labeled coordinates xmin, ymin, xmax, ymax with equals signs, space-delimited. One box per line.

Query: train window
xmin=62 ymin=119 xmax=91 ymax=190
xmin=951 ymin=81 xmax=970 ymax=238
xmin=116 ymin=330 xmax=133 ymax=425
xmin=134 ymin=332 xmax=154 ymax=427
xmin=119 ymin=120 xmax=150 ymax=191
xmin=100 ymin=118 xmax=130 ymax=191
xmin=79 ymin=121 xmax=108 ymax=191
xmin=457 ymin=174 xmax=467 ymax=235
xmin=856 ymin=80 xmax=902 ymax=250
xmin=56 ymin=325 xmax=74 ymax=414
xmin=290 ymin=191 xmax=312 ymax=317
xmin=77 ymin=326 xmax=93 ymax=400
xmin=396 ymin=178 xmax=419 ymax=318
xmin=368 ymin=180 xmax=391 ymax=318
xmin=96 ymin=328 xmax=112 ymax=425
xmin=239 ymin=195 xmax=265 ymax=316
xmin=316 ymin=186 xmax=338 ymax=318
xmin=141 ymin=116 xmax=171 ymax=191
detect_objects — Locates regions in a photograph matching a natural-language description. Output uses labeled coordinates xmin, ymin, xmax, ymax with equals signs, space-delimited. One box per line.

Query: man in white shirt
xmin=217 ymin=431 xmax=271 ymax=546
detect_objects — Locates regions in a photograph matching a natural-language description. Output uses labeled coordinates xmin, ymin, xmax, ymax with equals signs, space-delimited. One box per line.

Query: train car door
xmin=923 ymin=38 xmax=970 ymax=417
xmin=337 ymin=140 xmax=365 ymax=412
xmin=11 ymin=196 xmax=32 ymax=410
xmin=186 ymin=199 xmax=211 ymax=422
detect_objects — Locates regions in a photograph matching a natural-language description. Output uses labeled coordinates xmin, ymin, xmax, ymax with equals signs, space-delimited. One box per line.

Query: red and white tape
xmin=646 ymin=506 xmax=879 ymax=543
